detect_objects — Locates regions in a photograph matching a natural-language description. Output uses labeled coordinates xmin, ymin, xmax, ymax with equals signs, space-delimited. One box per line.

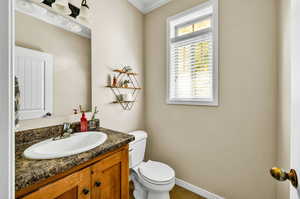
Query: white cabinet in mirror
xmin=15 ymin=46 xmax=53 ymax=120
xmin=15 ymin=0 xmax=91 ymax=39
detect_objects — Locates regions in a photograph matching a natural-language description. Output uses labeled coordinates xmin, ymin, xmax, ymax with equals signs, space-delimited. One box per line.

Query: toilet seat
xmin=138 ymin=161 xmax=175 ymax=185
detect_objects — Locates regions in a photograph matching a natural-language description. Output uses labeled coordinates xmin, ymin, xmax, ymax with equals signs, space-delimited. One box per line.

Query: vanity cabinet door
xmin=91 ymin=149 xmax=129 ymax=199
xmin=21 ymin=168 xmax=91 ymax=199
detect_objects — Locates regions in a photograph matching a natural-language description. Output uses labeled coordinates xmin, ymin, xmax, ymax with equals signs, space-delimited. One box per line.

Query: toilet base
xmin=133 ymin=187 xmax=170 ymax=199
xmin=148 ymin=191 xmax=170 ymax=199
xmin=133 ymin=187 xmax=171 ymax=199
xmin=131 ymin=173 xmax=174 ymax=199
xmin=132 ymin=177 xmax=147 ymax=199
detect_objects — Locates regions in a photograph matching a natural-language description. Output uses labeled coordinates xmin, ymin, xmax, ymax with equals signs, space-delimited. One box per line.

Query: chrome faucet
xmin=53 ymin=123 xmax=73 ymax=141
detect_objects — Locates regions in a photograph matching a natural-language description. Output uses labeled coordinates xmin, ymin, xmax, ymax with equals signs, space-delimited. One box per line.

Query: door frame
xmin=291 ymin=0 xmax=300 ymax=198
xmin=0 ymin=0 xmax=15 ymax=198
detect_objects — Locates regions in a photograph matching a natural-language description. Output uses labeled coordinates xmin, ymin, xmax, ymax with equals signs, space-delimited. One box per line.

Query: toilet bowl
xmin=128 ymin=131 xmax=175 ymax=199
xmin=132 ymin=161 xmax=175 ymax=199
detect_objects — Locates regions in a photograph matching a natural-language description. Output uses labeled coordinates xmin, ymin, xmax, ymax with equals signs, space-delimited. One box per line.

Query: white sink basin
xmin=24 ymin=132 xmax=108 ymax=160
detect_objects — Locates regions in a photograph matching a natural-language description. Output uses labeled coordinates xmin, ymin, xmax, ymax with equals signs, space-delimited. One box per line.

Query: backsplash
xmin=15 ymin=120 xmax=100 ymax=146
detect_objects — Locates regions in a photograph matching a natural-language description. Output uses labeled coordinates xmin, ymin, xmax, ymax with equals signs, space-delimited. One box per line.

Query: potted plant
xmin=122 ymin=66 xmax=132 ymax=73
xmin=123 ymin=80 xmax=130 ymax=88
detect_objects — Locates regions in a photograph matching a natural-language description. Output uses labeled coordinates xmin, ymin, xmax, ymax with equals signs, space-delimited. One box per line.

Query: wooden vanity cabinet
xmin=19 ymin=147 xmax=129 ymax=199
xmin=91 ymin=149 xmax=129 ymax=199
xmin=21 ymin=168 xmax=91 ymax=199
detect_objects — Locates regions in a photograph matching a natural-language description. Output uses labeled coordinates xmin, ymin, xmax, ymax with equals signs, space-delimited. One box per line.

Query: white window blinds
xmin=170 ymin=25 xmax=213 ymax=100
xmin=167 ymin=1 xmax=218 ymax=106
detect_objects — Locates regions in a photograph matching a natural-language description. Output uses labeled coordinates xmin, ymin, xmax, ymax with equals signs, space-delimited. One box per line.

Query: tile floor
xmin=130 ymin=182 xmax=206 ymax=199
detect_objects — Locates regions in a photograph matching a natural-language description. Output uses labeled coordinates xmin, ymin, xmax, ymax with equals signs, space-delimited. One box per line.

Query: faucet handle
xmin=63 ymin=123 xmax=71 ymax=132
xmin=66 ymin=128 xmax=73 ymax=134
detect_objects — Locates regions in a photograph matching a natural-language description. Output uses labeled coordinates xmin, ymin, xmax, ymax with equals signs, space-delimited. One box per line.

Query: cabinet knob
xmin=82 ymin=188 xmax=90 ymax=195
xmin=95 ymin=181 xmax=102 ymax=187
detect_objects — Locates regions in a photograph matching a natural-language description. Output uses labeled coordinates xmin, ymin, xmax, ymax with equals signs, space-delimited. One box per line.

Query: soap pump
xmin=80 ymin=112 xmax=88 ymax=132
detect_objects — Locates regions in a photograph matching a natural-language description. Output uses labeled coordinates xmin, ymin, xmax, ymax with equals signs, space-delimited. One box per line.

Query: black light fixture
xmin=42 ymin=0 xmax=56 ymax=7
xmin=69 ymin=3 xmax=80 ymax=18
xmin=81 ymin=0 xmax=89 ymax=9
xmin=41 ymin=0 xmax=82 ymax=19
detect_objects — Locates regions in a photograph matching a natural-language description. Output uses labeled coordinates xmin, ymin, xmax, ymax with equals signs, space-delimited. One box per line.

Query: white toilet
xmin=129 ymin=131 xmax=175 ymax=199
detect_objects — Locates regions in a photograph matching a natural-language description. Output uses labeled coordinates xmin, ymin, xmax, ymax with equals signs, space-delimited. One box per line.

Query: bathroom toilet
xmin=129 ymin=131 xmax=175 ymax=199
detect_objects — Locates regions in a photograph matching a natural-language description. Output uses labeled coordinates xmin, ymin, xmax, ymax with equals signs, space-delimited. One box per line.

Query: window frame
xmin=175 ymin=14 xmax=212 ymax=38
xmin=166 ymin=0 xmax=219 ymax=106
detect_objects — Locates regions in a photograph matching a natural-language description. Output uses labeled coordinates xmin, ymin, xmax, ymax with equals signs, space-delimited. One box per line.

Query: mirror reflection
xmin=14 ymin=0 xmax=91 ymax=122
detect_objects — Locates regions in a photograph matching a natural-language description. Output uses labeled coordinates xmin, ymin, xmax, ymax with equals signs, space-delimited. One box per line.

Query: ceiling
xmin=128 ymin=0 xmax=171 ymax=14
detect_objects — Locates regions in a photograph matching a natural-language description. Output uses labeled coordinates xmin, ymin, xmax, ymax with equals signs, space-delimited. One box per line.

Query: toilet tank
xmin=128 ymin=131 xmax=148 ymax=168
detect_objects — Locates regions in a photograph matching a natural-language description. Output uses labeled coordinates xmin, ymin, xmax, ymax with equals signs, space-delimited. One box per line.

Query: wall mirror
xmin=14 ymin=0 xmax=92 ymax=128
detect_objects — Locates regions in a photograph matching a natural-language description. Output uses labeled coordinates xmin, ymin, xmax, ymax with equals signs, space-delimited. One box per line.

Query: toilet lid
xmin=138 ymin=161 xmax=175 ymax=184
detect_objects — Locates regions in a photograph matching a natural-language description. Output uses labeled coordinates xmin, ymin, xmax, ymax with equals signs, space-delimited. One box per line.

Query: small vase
xmin=88 ymin=120 xmax=97 ymax=131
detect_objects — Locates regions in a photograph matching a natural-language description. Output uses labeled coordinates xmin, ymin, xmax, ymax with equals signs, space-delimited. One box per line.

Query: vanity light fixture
xmin=78 ymin=0 xmax=89 ymax=21
xmin=68 ymin=0 xmax=81 ymax=8
xmin=52 ymin=0 xmax=68 ymax=7
xmin=16 ymin=0 xmax=91 ymax=38
xmin=40 ymin=0 xmax=84 ymax=20
xmin=41 ymin=0 xmax=55 ymax=7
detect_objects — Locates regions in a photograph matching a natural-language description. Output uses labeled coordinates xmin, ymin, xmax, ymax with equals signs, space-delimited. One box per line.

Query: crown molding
xmin=128 ymin=0 xmax=171 ymax=14
xmin=128 ymin=0 xmax=145 ymax=13
xmin=144 ymin=0 xmax=171 ymax=14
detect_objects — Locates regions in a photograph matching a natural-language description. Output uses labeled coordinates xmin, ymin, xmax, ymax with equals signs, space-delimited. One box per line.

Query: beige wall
xmin=144 ymin=0 xmax=277 ymax=198
xmin=90 ymin=0 xmax=144 ymax=132
xmin=277 ymin=0 xmax=291 ymax=198
xmin=15 ymin=1 xmax=283 ymax=198
xmin=15 ymin=11 xmax=91 ymax=117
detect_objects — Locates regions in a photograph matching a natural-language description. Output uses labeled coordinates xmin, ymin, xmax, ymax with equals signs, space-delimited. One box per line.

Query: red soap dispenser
xmin=80 ymin=112 xmax=88 ymax=132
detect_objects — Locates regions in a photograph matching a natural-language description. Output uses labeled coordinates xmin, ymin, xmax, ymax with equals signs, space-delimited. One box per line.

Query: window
xmin=177 ymin=18 xmax=212 ymax=37
xmin=167 ymin=0 xmax=219 ymax=106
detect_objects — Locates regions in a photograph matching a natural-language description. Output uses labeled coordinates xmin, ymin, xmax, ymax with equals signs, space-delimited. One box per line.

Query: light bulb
xmin=52 ymin=0 xmax=68 ymax=7
xmin=52 ymin=0 xmax=72 ymax=15
xmin=78 ymin=5 xmax=89 ymax=21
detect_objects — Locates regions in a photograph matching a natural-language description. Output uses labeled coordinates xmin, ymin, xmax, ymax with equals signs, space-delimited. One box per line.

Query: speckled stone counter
xmin=15 ymin=125 xmax=134 ymax=192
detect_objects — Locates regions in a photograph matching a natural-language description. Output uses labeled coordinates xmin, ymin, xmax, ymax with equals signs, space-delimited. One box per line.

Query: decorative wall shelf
xmin=113 ymin=69 xmax=138 ymax=76
xmin=107 ymin=68 xmax=141 ymax=111
xmin=106 ymin=86 xmax=142 ymax=90
xmin=112 ymin=101 xmax=135 ymax=104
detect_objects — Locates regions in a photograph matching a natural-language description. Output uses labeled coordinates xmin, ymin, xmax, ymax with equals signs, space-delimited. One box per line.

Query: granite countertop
xmin=15 ymin=127 xmax=134 ymax=192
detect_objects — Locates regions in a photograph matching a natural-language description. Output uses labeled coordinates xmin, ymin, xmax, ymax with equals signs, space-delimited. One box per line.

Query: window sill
xmin=166 ymin=99 xmax=219 ymax=107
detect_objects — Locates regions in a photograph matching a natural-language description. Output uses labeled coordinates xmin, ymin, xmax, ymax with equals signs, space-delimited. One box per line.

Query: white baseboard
xmin=175 ymin=178 xmax=225 ymax=199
